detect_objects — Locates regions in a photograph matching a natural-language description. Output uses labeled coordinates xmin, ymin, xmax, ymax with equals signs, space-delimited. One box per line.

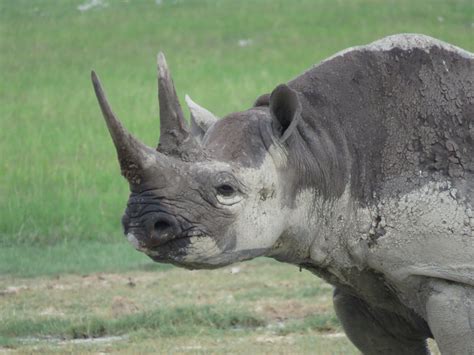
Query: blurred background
xmin=0 ymin=0 xmax=472 ymax=352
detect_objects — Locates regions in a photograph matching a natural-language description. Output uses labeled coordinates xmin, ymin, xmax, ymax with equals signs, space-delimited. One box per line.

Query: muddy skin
xmin=93 ymin=34 xmax=474 ymax=354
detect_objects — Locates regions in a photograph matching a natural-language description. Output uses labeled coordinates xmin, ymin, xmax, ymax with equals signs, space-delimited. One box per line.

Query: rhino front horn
xmin=157 ymin=52 xmax=202 ymax=158
xmin=91 ymin=70 xmax=156 ymax=185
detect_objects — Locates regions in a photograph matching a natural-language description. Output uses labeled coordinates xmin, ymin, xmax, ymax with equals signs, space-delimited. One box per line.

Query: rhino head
xmin=92 ymin=53 xmax=307 ymax=269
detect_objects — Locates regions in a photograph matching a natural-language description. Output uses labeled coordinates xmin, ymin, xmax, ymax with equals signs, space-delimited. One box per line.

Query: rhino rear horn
xmin=91 ymin=71 xmax=157 ymax=185
xmin=185 ymin=94 xmax=219 ymax=141
xmin=157 ymin=53 xmax=202 ymax=156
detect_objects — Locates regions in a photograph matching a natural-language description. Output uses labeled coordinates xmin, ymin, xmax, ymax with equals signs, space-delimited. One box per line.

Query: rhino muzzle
xmin=123 ymin=211 xmax=182 ymax=249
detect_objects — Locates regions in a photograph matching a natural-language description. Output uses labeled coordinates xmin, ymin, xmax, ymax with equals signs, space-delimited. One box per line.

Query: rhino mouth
xmin=127 ymin=229 xmax=207 ymax=254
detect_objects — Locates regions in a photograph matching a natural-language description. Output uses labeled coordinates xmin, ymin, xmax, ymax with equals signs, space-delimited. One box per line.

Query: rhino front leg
xmin=424 ymin=280 xmax=474 ymax=355
xmin=333 ymin=288 xmax=429 ymax=355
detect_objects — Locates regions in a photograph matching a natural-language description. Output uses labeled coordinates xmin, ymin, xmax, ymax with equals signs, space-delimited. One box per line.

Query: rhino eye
xmin=216 ymin=184 xmax=236 ymax=197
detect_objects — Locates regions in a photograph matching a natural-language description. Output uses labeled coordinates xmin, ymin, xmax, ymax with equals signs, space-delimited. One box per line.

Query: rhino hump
xmin=321 ymin=33 xmax=473 ymax=65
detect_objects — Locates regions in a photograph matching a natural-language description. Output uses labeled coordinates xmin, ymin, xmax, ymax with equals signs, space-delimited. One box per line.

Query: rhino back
xmin=288 ymin=34 xmax=474 ymax=205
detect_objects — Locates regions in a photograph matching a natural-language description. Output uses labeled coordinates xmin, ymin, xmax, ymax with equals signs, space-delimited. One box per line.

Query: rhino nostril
xmin=154 ymin=220 xmax=173 ymax=238
xmin=134 ymin=213 xmax=181 ymax=247
xmin=146 ymin=213 xmax=181 ymax=247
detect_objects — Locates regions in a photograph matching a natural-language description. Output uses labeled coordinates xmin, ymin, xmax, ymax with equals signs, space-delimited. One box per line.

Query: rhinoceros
xmin=92 ymin=34 xmax=473 ymax=354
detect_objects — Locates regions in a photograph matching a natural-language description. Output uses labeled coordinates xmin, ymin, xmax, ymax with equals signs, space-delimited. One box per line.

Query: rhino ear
xmin=185 ymin=95 xmax=219 ymax=141
xmin=269 ymin=84 xmax=302 ymax=143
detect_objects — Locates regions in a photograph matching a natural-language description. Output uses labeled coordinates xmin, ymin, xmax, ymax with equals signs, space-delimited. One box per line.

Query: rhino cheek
xmin=180 ymin=236 xmax=222 ymax=263
xmin=232 ymin=205 xmax=285 ymax=252
xmin=231 ymin=157 xmax=287 ymax=252
xmin=155 ymin=236 xmax=233 ymax=268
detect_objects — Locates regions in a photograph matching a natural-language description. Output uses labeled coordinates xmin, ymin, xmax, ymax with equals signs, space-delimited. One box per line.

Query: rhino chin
xmin=143 ymin=236 xmax=269 ymax=270
xmin=137 ymin=234 xmax=217 ymax=262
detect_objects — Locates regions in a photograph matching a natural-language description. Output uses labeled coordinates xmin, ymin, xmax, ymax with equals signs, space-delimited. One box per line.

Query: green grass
xmin=0 ymin=306 xmax=264 ymax=339
xmin=0 ymin=259 xmax=351 ymax=352
xmin=0 ymin=259 xmax=442 ymax=353
xmin=0 ymin=307 xmax=340 ymax=345
xmin=0 ymin=240 xmax=171 ymax=277
xmin=234 ymin=282 xmax=327 ymax=301
xmin=278 ymin=313 xmax=340 ymax=336
xmin=1 ymin=0 xmax=473 ymax=247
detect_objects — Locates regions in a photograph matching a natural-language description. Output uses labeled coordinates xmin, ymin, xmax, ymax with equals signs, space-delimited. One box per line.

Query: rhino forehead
xmin=203 ymin=109 xmax=271 ymax=168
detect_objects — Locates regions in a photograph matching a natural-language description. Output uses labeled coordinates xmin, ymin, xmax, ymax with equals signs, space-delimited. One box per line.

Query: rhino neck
xmin=280 ymin=102 xmax=352 ymax=202
xmin=264 ymin=99 xmax=368 ymax=277
xmin=268 ymin=184 xmax=368 ymax=269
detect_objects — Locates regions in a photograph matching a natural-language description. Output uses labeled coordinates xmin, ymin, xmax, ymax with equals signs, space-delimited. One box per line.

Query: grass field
xmin=0 ymin=0 xmax=471 ymax=352
xmin=1 ymin=0 xmax=473 ymax=247
xmin=1 ymin=258 xmax=443 ymax=354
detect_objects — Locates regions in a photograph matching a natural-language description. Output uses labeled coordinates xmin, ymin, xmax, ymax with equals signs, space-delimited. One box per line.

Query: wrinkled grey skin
xmin=92 ymin=34 xmax=473 ymax=355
